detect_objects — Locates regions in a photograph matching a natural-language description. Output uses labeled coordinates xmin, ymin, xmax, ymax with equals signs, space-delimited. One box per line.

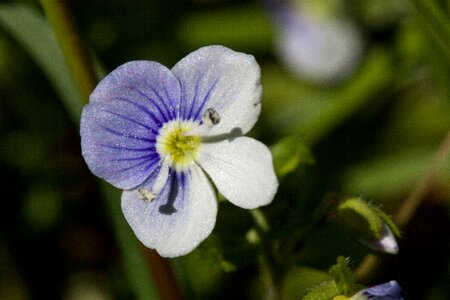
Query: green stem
xmin=258 ymin=253 xmax=279 ymax=300
xmin=39 ymin=0 xmax=97 ymax=103
xmin=249 ymin=208 xmax=278 ymax=299
xmin=37 ymin=1 xmax=183 ymax=299
xmin=408 ymin=0 xmax=450 ymax=61
xmin=102 ymin=184 xmax=159 ymax=300
xmin=250 ymin=208 xmax=270 ymax=233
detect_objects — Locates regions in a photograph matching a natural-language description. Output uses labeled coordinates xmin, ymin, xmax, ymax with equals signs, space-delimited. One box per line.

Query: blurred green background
xmin=0 ymin=0 xmax=449 ymax=299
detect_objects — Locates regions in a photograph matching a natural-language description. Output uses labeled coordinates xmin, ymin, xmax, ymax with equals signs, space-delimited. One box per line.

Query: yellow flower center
xmin=156 ymin=120 xmax=201 ymax=171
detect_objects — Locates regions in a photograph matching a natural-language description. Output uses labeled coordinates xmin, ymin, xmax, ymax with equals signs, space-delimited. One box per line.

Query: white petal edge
xmin=171 ymin=45 xmax=262 ymax=136
xmin=121 ymin=165 xmax=218 ymax=257
xmin=197 ymin=136 xmax=278 ymax=209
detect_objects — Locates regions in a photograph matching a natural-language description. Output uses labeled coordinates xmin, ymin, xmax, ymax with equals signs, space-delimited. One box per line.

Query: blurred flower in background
xmin=266 ymin=0 xmax=363 ymax=84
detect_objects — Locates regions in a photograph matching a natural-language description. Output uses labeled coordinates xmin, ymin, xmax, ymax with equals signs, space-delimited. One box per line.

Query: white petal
xmin=197 ymin=137 xmax=278 ymax=209
xmin=121 ymin=165 xmax=217 ymax=257
xmin=171 ymin=45 xmax=262 ymax=136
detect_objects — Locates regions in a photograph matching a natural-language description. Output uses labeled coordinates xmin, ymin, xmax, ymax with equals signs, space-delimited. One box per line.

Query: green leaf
xmin=372 ymin=206 xmax=401 ymax=238
xmin=343 ymin=148 xmax=434 ymax=198
xmin=409 ymin=0 xmax=450 ymax=62
xmin=0 ymin=3 xmax=82 ymax=124
xmin=176 ymin=5 xmax=272 ymax=53
xmin=281 ymin=266 xmax=332 ymax=300
xmin=0 ymin=4 xmax=160 ymax=299
xmin=329 ymin=256 xmax=363 ymax=297
xmin=337 ymin=198 xmax=383 ymax=241
xmin=302 ymin=280 xmax=340 ymax=300
xmin=271 ymin=136 xmax=314 ymax=179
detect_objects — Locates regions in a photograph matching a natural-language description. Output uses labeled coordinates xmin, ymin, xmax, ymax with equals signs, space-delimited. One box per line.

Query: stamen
xmin=138 ymin=188 xmax=156 ymax=202
xmin=202 ymin=108 xmax=220 ymax=127
xmin=156 ymin=120 xmax=201 ymax=171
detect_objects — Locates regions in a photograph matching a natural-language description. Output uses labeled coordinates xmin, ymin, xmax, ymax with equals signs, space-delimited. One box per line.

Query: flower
xmin=352 ymin=281 xmax=404 ymax=300
xmin=266 ymin=0 xmax=363 ymax=84
xmin=80 ymin=45 xmax=278 ymax=257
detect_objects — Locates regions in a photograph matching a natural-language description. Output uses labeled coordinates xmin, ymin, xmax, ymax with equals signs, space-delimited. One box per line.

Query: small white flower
xmin=80 ymin=46 xmax=278 ymax=257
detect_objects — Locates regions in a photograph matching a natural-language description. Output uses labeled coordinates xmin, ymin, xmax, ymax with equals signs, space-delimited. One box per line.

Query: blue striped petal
xmin=353 ymin=281 xmax=404 ymax=300
xmin=171 ymin=46 xmax=262 ymax=137
xmin=81 ymin=61 xmax=181 ymax=189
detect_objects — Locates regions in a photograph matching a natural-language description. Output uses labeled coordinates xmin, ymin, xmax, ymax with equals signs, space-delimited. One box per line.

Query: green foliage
xmin=302 ymin=280 xmax=340 ymax=300
xmin=0 ymin=0 xmax=449 ymax=298
xmin=0 ymin=3 xmax=82 ymax=124
xmin=337 ymin=198 xmax=383 ymax=240
xmin=328 ymin=256 xmax=363 ymax=297
xmin=271 ymin=136 xmax=314 ymax=179
xmin=371 ymin=206 xmax=401 ymax=238
xmin=281 ymin=266 xmax=333 ymax=300
xmin=0 ymin=3 xmax=158 ymax=300
xmin=176 ymin=6 xmax=272 ymax=53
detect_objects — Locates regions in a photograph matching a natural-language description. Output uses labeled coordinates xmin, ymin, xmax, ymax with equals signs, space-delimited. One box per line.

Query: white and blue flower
xmin=80 ymin=46 xmax=278 ymax=257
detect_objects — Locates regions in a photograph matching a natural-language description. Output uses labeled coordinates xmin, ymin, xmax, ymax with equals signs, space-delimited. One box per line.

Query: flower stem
xmin=249 ymin=209 xmax=280 ymax=299
xmin=251 ymin=208 xmax=270 ymax=233
xmin=258 ymin=253 xmax=279 ymax=300
xmin=38 ymin=1 xmax=183 ymax=299
xmin=39 ymin=0 xmax=96 ymax=103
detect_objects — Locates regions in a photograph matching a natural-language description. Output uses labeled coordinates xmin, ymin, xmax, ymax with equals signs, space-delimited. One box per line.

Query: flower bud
xmin=337 ymin=197 xmax=400 ymax=254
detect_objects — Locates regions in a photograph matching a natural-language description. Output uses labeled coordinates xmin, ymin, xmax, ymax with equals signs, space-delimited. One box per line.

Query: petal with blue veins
xmin=121 ymin=165 xmax=217 ymax=257
xmin=80 ymin=61 xmax=181 ymax=189
xmin=80 ymin=102 xmax=161 ymax=189
xmin=353 ymin=281 xmax=404 ymax=300
xmin=89 ymin=61 xmax=181 ymax=121
xmin=172 ymin=45 xmax=262 ymax=136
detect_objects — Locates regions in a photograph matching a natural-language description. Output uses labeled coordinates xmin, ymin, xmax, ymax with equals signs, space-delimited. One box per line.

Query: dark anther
xmin=202 ymin=108 xmax=220 ymax=126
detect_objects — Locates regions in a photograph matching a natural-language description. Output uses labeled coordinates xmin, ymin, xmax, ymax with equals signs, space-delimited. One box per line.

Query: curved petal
xmin=81 ymin=61 xmax=181 ymax=189
xmin=80 ymin=102 xmax=161 ymax=189
xmin=121 ymin=165 xmax=217 ymax=257
xmin=171 ymin=45 xmax=262 ymax=136
xmin=354 ymin=281 xmax=403 ymax=299
xmin=196 ymin=137 xmax=278 ymax=209
xmin=90 ymin=61 xmax=181 ymax=121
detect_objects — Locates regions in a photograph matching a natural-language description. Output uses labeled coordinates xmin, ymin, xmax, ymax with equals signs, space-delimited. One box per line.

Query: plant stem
xmin=102 ymin=184 xmax=159 ymax=300
xmin=38 ymin=1 xmax=183 ymax=299
xmin=39 ymin=0 xmax=96 ymax=103
xmin=259 ymin=252 xmax=279 ymax=300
